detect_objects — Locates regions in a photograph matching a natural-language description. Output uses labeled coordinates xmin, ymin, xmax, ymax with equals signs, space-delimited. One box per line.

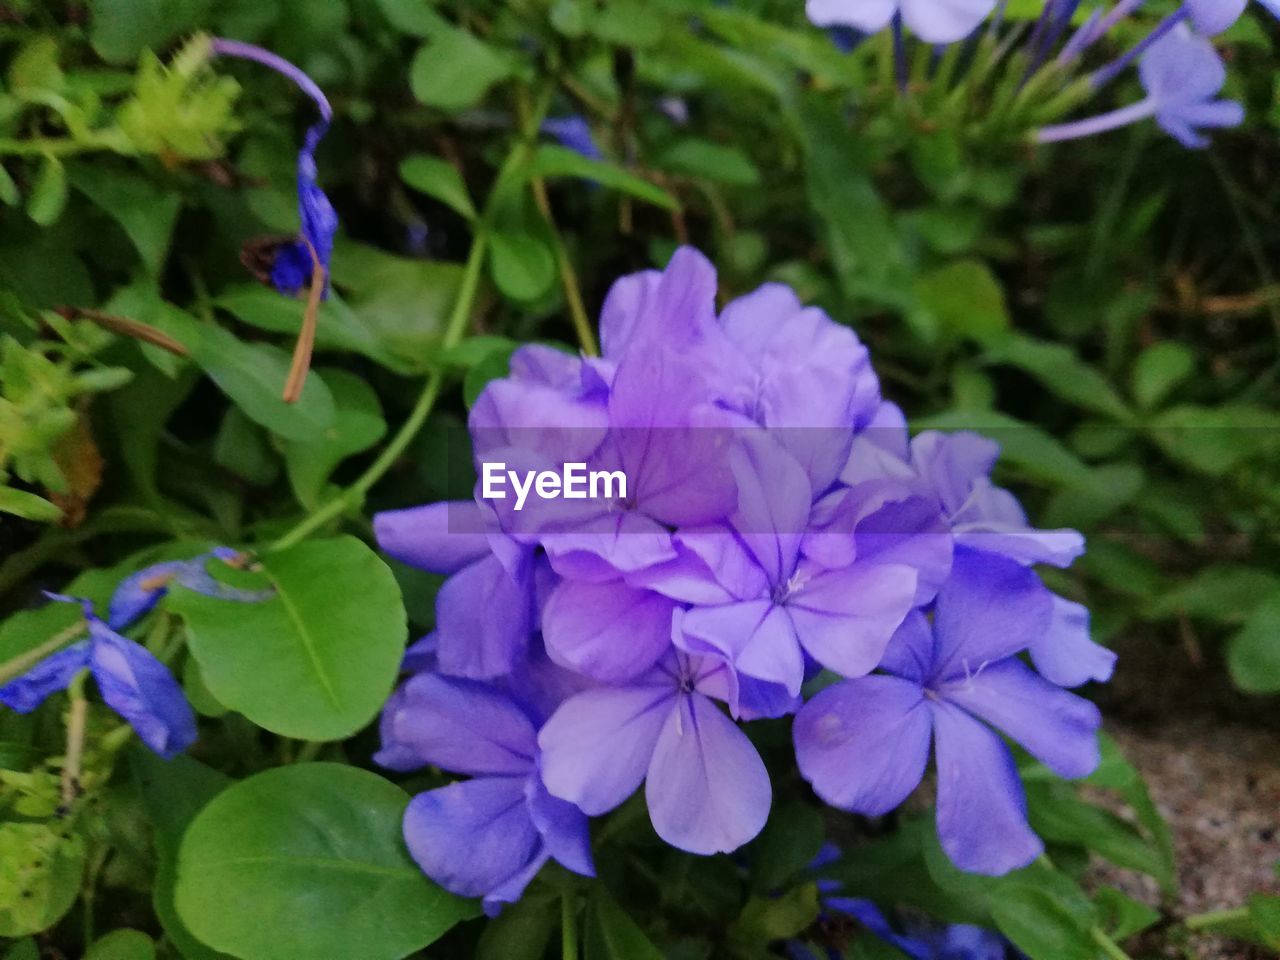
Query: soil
xmin=1089 ymin=631 xmax=1280 ymax=959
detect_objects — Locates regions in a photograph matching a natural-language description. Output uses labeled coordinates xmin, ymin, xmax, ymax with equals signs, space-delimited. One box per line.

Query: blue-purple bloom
xmin=794 ymin=549 xmax=1103 ymax=875
xmin=541 ymin=115 xmax=604 ymax=161
xmin=806 ymin=0 xmax=996 ymax=43
xmin=108 ymin=547 xmax=273 ymax=630
xmin=1040 ymin=26 xmax=1243 ymax=148
xmin=0 ymin=595 xmax=196 ymax=759
xmin=789 ymin=896 xmax=1022 ymax=960
xmin=374 ymin=245 xmax=1112 ymax=903
xmin=210 ymin=38 xmax=338 ymax=296
xmin=377 ymin=671 xmax=593 ymax=914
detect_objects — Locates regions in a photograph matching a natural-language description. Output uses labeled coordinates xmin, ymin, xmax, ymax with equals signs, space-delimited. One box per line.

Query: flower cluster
xmin=808 ymin=0 xmax=1265 ymax=149
xmin=376 ymin=247 xmax=1115 ymax=911
xmin=0 ymin=548 xmax=269 ymax=759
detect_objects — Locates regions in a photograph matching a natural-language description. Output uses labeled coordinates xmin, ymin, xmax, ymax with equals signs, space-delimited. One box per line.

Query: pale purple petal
xmin=793 ymin=676 xmax=931 ymax=815
xmin=373 ymin=502 xmax=492 ymax=574
xmin=787 ymin=562 xmax=918 ymax=680
xmin=900 ymin=0 xmax=996 ymax=43
xmin=538 ymin=682 xmax=673 ymax=815
xmin=1028 ymin=594 xmax=1116 ymax=688
xmin=877 ymin=611 xmax=938 ymax=685
xmin=675 ymin=601 xmax=806 ymax=696
xmin=729 ymin=435 xmax=811 ymax=587
xmin=841 ymin=402 xmax=914 ymax=488
xmin=931 ymin=548 xmax=1052 ymax=682
xmin=543 ymin=579 xmax=676 ymax=682
xmin=930 ymin=701 xmax=1042 ymax=875
xmin=375 ymin=673 xmax=536 ymax=776
xmin=525 ymin=773 xmax=595 ymax=877
xmin=910 ymin=431 xmax=1000 ymax=518
xmin=600 ymin=268 xmax=663 ymax=361
xmin=403 ymin=777 xmax=541 ymax=899
xmin=434 ymin=554 xmax=533 ymax=678
xmin=807 ymin=0 xmax=898 ymax=33
xmin=542 ymin=510 xmax=677 ymax=580
xmin=940 ymin=659 xmax=1102 ymax=780
xmin=645 ymin=692 xmax=771 ymax=854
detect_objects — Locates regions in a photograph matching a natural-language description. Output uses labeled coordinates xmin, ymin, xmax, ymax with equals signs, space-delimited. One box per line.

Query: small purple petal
xmin=89 ymin=622 xmax=197 ymax=759
xmin=1029 ymin=594 xmax=1116 ymax=687
xmin=525 ymin=773 xmax=595 ymax=877
xmin=0 ymin=643 xmax=92 ymax=712
xmin=374 ymin=502 xmax=493 ymax=574
xmin=542 ymin=579 xmax=676 ymax=683
xmin=434 ymin=554 xmax=534 ymax=679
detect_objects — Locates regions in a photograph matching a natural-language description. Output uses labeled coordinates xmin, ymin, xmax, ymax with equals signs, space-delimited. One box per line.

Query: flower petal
xmin=940 ymin=659 xmax=1102 ymax=780
xmin=645 ymin=692 xmax=771 ymax=854
xmin=373 ymin=502 xmax=493 ymax=574
xmin=525 ymin=773 xmax=594 ymax=877
xmin=676 ymin=601 xmax=806 ymax=696
xmin=89 ymin=625 xmax=197 ymax=759
xmin=403 ymin=777 xmax=540 ymax=900
xmin=543 ymin=579 xmax=676 ymax=683
xmin=930 ymin=701 xmax=1042 ymax=875
xmin=538 ymin=683 xmax=673 ymax=815
xmin=435 ymin=554 xmax=533 ymax=679
xmin=1029 ymin=594 xmax=1116 ymax=688
xmin=375 ymin=673 xmax=537 ymax=776
xmin=793 ymin=676 xmax=931 ymax=815
xmin=0 ymin=642 xmax=91 ymax=713
xmin=931 ymin=547 xmax=1052 ymax=682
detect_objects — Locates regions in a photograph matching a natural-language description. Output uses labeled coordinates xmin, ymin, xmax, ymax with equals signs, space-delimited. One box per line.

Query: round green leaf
xmin=85 ymin=929 xmax=156 ymax=960
xmin=0 ymin=824 xmax=85 ymax=937
xmin=168 ymin=536 xmax=406 ymax=740
xmin=175 ymin=764 xmax=475 ymax=960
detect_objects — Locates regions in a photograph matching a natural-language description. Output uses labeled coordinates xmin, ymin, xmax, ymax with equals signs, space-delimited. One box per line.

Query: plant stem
xmin=561 ymin=894 xmax=578 ymax=960
xmin=267 ymin=233 xmax=488 ymax=552
xmin=1184 ymin=906 xmax=1250 ymax=931
xmin=1090 ymin=927 xmax=1133 ymax=960
xmin=60 ymin=669 xmax=90 ymax=811
xmin=0 ymin=620 xmax=86 ymax=687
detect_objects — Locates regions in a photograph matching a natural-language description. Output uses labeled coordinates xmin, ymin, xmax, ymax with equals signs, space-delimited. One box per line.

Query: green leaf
xmin=477 ymin=890 xmax=558 ymax=960
xmin=400 ymin=154 xmax=477 ymax=220
xmin=0 ymin=599 xmax=84 ymax=665
xmin=1146 ymin=565 xmax=1280 ymax=623
xmin=1093 ymin=887 xmax=1159 ymax=940
xmin=90 ymin=0 xmax=212 ymax=63
xmin=283 ymin=369 xmax=387 ymax=508
xmin=0 ymin=164 xmax=18 ymax=206
xmin=798 ymin=97 xmax=909 ymax=310
xmin=1083 ymin=735 xmax=1176 ymax=889
xmin=1147 ymin=404 xmax=1280 ymax=476
xmin=728 ymin=884 xmax=820 ymax=950
xmin=489 ymin=230 xmax=557 ymax=303
xmin=410 ymin=27 xmax=517 ymax=111
xmin=1131 ymin=342 xmax=1194 ymax=410
xmin=1227 ymin=589 xmax=1280 ymax=694
xmin=175 ymin=764 xmax=476 ymax=960
xmin=655 ymin=138 xmax=760 ymax=187
xmin=915 ymin=260 xmax=1010 ymax=344
xmin=68 ymin=163 xmax=181 ymax=275
xmin=0 ymin=823 xmax=85 ymax=937
xmin=748 ymin=800 xmax=824 ymax=893
xmin=132 ymin=750 xmax=234 ymax=960
xmin=85 ymin=930 xmax=156 ymax=960
xmin=989 ymin=883 xmax=1096 ymax=960
xmin=528 ymin=145 xmax=678 ymax=210
xmin=184 ymin=323 xmax=336 ymax=443
xmin=0 ymin=485 xmax=60 ymax=522
xmin=1247 ymin=894 xmax=1280 ymax=948
xmin=912 ymin=409 xmax=1098 ymax=490
xmin=584 ymin=888 xmax=664 ymax=960
xmin=26 ymin=156 xmax=68 ymax=227
xmin=169 ymin=536 xmax=406 ymax=740
xmin=213 ymin=406 xmax=280 ymax=486
xmin=985 ymin=334 xmax=1131 ymax=421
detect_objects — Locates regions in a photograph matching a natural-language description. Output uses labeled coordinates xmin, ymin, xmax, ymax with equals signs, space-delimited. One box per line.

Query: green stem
xmin=1184 ymin=906 xmax=1250 ymax=931
xmin=268 ymin=234 xmax=488 ymax=552
xmin=1090 ymin=927 xmax=1132 ymax=960
xmin=0 ymin=620 xmax=87 ymax=687
xmin=561 ymin=894 xmax=578 ymax=960
xmin=60 ymin=669 xmax=91 ymax=811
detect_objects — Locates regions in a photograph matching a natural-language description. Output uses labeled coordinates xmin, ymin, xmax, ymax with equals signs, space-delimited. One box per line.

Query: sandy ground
xmin=1090 ymin=631 xmax=1280 ymax=959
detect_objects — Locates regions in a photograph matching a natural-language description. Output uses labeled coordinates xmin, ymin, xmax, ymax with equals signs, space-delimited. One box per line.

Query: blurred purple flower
xmin=211 ymin=38 xmax=338 ymax=296
xmin=807 ymin=0 xmax=996 ymax=44
xmin=541 ymin=115 xmax=604 ymax=161
xmin=1040 ymin=26 xmax=1243 ymax=148
xmin=108 ymin=547 xmax=272 ymax=630
xmin=0 ymin=595 xmax=196 ymax=759
xmin=794 ymin=549 xmax=1102 ymax=874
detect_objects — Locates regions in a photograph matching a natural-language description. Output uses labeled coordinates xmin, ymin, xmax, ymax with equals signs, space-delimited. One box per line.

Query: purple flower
xmin=806 ymin=0 xmax=996 ymax=44
xmin=374 ymin=501 xmax=540 ymax=679
xmin=794 ymin=549 xmax=1103 ymax=875
xmin=108 ymin=547 xmax=272 ymax=630
xmin=541 ymin=115 xmax=604 ymax=161
xmin=538 ymin=650 xmax=772 ymax=855
xmin=1039 ymin=26 xmax=1243 ymax=148
xmin=211 ymin=39 xmax=337 ymax=296
xmin=0 ymin=595 xmax=196 ymax=759
xmin=378 ymin=673 xmax=593 ymax=914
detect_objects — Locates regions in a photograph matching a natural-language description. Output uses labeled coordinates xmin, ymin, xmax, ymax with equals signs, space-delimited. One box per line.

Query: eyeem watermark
xmin=481 ymin=462 xmax=628 ymax=511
